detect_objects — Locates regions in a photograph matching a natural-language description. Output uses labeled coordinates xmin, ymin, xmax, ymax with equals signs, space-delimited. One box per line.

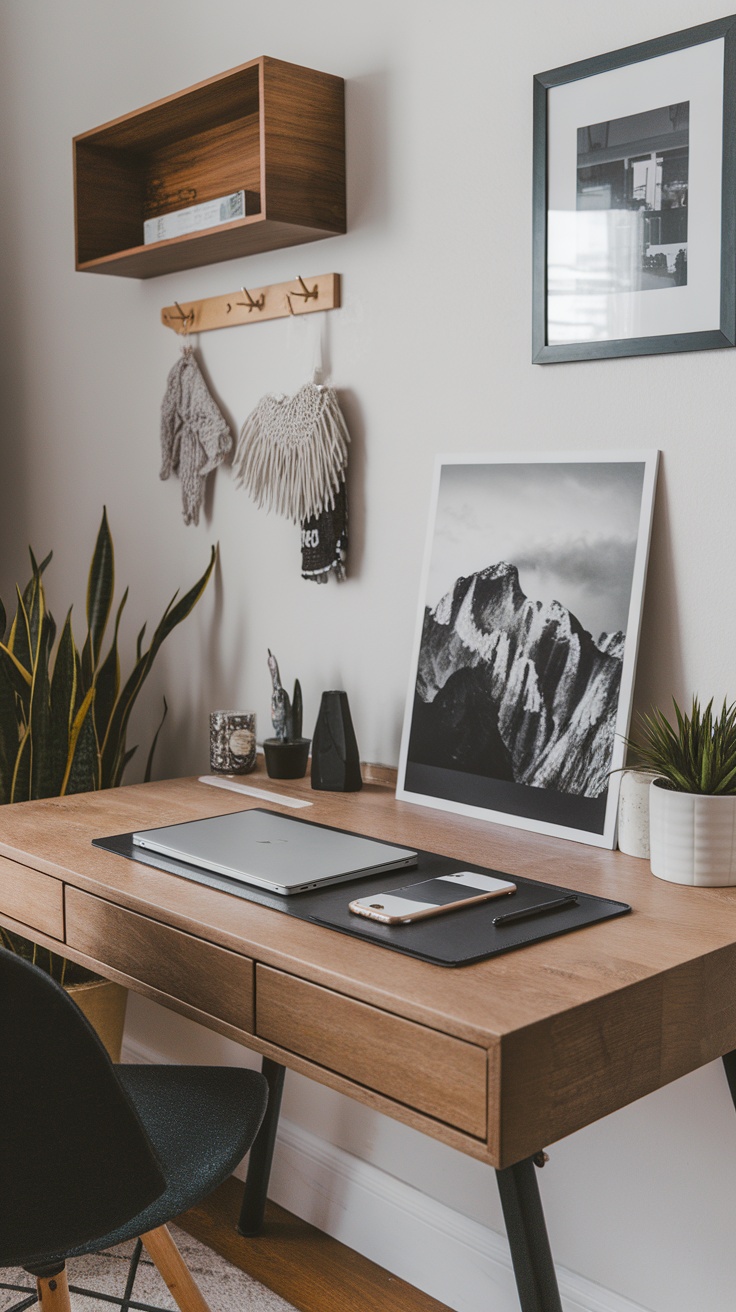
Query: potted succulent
xmin=627 ymin=697 xmax=736 ymax=886
xmin=262 ymin=649 xmax=310 ymax=779
xmin=0 ymin=509 xmax=215 ymax=1049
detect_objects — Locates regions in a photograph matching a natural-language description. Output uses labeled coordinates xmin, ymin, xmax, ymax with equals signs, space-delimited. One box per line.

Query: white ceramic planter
xmin=649 ymin=779 xmax=736 ymax=886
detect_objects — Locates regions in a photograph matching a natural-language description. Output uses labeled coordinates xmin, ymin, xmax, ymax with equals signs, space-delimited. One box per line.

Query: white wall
xmin=2 ymin=2 xmax=736 ymax=1310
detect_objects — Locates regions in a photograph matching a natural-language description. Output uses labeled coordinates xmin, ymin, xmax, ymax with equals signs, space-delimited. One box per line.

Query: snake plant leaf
xmin=93 ymin=587 xmax=128 ymax=749
xmin=11 ymin=725 xmax=31 ymax=803
xmin=0 ymin=598 xmax=5 ymax=644
xmin=100 ymin=545 xmax=216 ymax=787
xmin=136 ymin=623 xmax=147 ymax=662
xmin=49 ymin=609 xmax=78 ymax=796
xmin=0 ymin=641 xmax=32 ymax=696
xmin=73 ymin=646 xmax=84 ymax=715
xmin=23 ymin=553 xmax=49 ymax=677
xmin=144 ymin=697 xmax=168 ymax=783
xmin=60 ymin=687 xmax=99 ymax=795
xmin=21 ymin=550 xmax=52 ymax=611
xmin=0 ymin=650 xmax=18 ymax=804
xmin=9 ymin=585 xmax=33 ymax=674
xmin=18 ymin=548 xmax=51 ymax=656
xmin=29 ymin=612 xmax=55 ymax=800
xmin=81 ymin=508 xmax=115 ymax=691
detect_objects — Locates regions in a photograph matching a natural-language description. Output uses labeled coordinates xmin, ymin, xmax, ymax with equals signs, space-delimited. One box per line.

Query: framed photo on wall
xmin=533 ymin=15 xmax=736 ymax=363
xmin=396 ymin=452 xmax=659 ymax=849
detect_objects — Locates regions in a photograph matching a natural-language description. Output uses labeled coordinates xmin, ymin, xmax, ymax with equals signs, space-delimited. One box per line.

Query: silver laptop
xmin=131 ymin=808 xmax=418 ymax=895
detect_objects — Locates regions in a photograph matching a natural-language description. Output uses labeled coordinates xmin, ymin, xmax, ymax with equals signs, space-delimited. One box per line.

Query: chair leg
xmin=140 ymin=1225 xmax=212 ymax=1312
xmin=35 ymin=1268 xmax=71 ymax=1312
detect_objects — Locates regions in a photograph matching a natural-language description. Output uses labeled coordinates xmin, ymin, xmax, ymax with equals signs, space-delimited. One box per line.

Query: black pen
xmin=493 ymin=893 xmax=579 ymax=927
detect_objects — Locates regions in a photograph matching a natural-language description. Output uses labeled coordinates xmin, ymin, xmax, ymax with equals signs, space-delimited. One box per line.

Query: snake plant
xmin=0 ymin=509 xmax=215 ymax=803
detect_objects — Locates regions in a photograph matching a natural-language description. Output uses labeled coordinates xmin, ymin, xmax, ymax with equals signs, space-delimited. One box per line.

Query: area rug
xmin=0 ymin=1224 xmax=297 ymax=1312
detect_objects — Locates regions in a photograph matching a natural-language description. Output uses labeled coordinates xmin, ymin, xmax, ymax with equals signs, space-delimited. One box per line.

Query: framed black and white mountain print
xmin=397 ymin=452 xmax=659 ymax=848
xmin=533 ymin=15 xmax=736 ymax=363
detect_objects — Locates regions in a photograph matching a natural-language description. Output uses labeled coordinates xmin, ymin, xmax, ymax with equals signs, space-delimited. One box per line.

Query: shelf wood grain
xmin=73 ymin=57 xmax=345 ymax=278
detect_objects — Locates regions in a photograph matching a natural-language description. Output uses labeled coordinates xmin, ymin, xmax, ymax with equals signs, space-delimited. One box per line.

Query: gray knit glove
xmin=160 ymin=347 xmax=232 ymax=525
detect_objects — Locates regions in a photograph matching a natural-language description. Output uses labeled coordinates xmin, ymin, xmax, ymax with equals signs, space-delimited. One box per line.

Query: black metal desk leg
xmin=495 ymin=1157 xmax=563 ymax=1312
xmin=238 ymin=1058 xmax=286 ymax=1236
xmin=722 ymin=1050 xmax=736 ymax=1108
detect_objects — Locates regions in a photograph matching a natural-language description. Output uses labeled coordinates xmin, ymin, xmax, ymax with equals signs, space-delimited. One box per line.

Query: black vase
xmin=310 ymin=691 xmax=362 ymax=792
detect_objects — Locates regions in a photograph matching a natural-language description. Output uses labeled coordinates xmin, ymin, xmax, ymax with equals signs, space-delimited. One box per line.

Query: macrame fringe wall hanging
xmin=160 ymin=344 xmax=233 ymax=526
xmin=232 ymin=331 xmax=350 ymax=582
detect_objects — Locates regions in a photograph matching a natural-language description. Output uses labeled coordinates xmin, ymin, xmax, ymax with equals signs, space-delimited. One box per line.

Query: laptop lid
xmin=131 ymin=808 xmax=418 ymax=895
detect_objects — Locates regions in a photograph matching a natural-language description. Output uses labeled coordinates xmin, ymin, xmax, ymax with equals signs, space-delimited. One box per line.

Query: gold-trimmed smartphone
xmin=348 ymin=871 xmax=516 ymax=924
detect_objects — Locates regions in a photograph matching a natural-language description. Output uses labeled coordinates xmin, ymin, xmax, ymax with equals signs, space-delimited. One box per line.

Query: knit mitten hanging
xmin=232 ymin=381 xmax=350 ymax=525
xmin=160 ymin=346 xmax=233 ymax=526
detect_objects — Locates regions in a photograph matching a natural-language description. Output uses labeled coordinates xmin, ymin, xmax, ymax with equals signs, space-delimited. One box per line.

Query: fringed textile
xmin=232 ymin=382 xmax=349 ymax=525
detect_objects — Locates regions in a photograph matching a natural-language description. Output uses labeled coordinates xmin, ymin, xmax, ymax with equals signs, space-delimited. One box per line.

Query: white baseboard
xmin=123 ymin=1036 xmax=651 ymax=1312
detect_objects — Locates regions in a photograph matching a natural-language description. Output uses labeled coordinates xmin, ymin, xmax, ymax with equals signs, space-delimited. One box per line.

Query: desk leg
xmin=495 ymin=1157 xmax=562 ymax=1312
xmin=238 ymin=1059 xmax=286 ymax=1237
xmin=722 ymin=1050 xmax=736 ymax=1106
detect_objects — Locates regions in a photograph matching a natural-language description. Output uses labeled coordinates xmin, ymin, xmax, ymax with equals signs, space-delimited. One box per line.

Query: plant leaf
xmin=93 ymin=587 xmax=128 ymax=750
xmin=0 ymin=641 xmax=32 ymax=694
xmin=101 ymin=546 xmax=216 ymax=786
xmin=29 ymin=612 xmax=56 ymax=799
xmin=144 ymin=697 xmax=168 ymax=783
xmin=60 ymin=687 xmax=99 ymax=795
xmin=10 ymin=725 xmax=31 ymax=802
xmin=9 ymin=585 xmax=33 ymax=674
xmin=81 ymin=508 xmax=115 ymax=689
xmin=49 ymin=610 xmax=78 ymax=795
xmin=626 ymin=695 xmax=736 ymax=795
xmin=0 ymin=644 xmax=20 ymax=804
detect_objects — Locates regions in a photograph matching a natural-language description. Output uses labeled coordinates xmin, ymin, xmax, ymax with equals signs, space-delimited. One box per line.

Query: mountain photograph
xmin=399 ymin=458 xmax=655 ymax=841
xmin=409 ymin=560 xmax=624 ymax=795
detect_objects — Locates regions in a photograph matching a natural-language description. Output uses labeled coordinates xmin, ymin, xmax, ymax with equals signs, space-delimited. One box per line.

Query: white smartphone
xmin=348 ymin=871 xmax=517 ymax=924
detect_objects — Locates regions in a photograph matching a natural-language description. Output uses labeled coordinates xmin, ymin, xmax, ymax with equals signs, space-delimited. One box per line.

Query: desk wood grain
xmin=2 ymin=770 xmax=736 ymax=1166
xmin=256 ymin=964 xmax=488 ymax=1138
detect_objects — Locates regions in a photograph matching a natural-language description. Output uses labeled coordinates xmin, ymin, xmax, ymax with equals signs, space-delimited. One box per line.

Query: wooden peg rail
xmin=161 ymin=273 xmax=340 ymax=334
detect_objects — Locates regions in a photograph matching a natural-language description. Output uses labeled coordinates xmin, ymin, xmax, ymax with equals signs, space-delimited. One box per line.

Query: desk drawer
xmin=66 ymin=889 xmax=254 ymax=1032
xmin=0 ymin=857 xmax=64 ymax=940
xmin=256 ymin=965 xmax=487 ymax=1137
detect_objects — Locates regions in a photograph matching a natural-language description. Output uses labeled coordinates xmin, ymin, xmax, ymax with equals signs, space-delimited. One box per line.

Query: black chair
xmin=0 ymin=948 xmax=269 ymax=1312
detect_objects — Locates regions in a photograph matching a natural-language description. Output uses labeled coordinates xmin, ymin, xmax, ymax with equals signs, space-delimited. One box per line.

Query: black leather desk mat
xmin=94 ymin=811 xmax=630 ymax=968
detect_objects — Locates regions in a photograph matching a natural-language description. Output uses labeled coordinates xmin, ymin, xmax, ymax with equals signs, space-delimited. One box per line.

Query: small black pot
xmin=262 ymin=737 xmax=311 ymax=780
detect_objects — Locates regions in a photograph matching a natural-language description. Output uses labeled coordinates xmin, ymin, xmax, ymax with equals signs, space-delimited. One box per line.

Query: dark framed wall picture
xmin=396 ymin=452 xmax=659 ymax=849
xmin=533 ymin=15 xmax=736 ymax=363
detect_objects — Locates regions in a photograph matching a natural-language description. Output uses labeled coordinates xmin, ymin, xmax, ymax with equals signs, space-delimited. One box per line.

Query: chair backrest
xmin=0 ymin=948 xmax=166 ymax=1268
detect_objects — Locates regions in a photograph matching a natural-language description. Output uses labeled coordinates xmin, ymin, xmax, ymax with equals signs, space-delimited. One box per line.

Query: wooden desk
xmin=3 ymin=770 xmax=736 ymax=1312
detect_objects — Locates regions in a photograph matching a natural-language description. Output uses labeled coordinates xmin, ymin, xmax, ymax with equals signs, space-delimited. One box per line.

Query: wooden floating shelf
xmin=161 ymin=273 xmax=341 ymax=334
xmin=73 ymin=57 xmax=345 ymax=279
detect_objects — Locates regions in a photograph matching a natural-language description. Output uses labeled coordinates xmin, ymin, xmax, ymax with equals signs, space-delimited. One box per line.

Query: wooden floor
xmin=176 ymin=1176 xmax=452 ymax=1312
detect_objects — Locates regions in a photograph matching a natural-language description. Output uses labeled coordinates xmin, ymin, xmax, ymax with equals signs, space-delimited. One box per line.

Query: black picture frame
xmin=533 ymin=15 xmax=736 ymax=363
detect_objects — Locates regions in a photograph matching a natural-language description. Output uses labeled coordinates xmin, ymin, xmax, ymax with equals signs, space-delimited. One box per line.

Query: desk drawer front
xmin=66 ymin=889 xmax=254 ymax=1032
xmin=0 ymin=857 xmax=64 ymax=940
xmin=256 ymin=965 xmax=487 ymax=1137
